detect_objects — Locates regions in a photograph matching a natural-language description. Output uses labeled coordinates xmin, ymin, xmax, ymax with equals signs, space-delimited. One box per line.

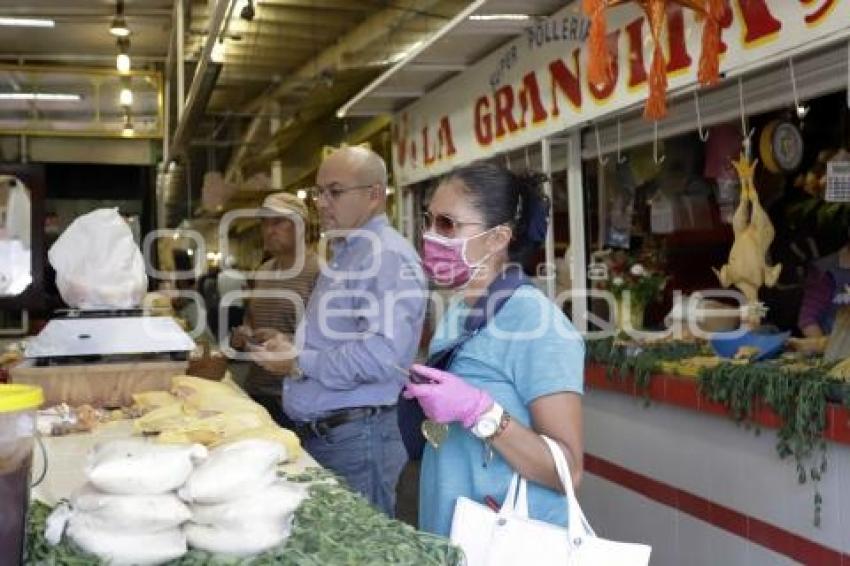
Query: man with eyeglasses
xmin=249 ymin=146 xmax=426 ymax=516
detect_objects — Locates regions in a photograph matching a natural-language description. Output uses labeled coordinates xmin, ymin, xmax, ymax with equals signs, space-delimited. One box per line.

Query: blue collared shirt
xmin=283 ymin=214 xmax=427 ymax=422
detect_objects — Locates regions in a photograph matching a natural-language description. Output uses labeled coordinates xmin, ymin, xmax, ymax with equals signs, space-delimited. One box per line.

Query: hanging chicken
xmin=713 ymin=153 xmax=782 ymax=325
xmin=582 ymin=0 xmax=724 ymax=120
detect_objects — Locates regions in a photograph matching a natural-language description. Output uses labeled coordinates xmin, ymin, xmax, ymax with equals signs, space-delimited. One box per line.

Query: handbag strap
xmin=540 ymin=435 xmax=596 ymax=541
xmin=498 ymin=472 xmax=529 ymax=520
xmin=426 ymin=265 xmax=532 ymax=371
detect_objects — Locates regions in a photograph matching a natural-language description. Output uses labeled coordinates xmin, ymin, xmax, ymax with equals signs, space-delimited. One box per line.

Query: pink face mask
xmin=421 ymin=229 xmax=495 ymax=288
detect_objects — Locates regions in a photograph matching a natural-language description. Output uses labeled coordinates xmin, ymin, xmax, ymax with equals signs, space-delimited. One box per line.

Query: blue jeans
xmin=304 ymin=407 xmax=407 ymax=516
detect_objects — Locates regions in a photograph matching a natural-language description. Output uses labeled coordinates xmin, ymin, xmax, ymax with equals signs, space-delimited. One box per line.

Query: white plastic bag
xmin=48 ymin=207 xmax=148 ymax=309
xmin=71 ymin=483 xmax=192 ymax=531
xmin=66 ymin=520 xmax=187 ymax=565
xmin=87 ymin=439 xmax=207 ymax=495
xmin=190 ymin=481 xmax=307 ymax=528
xmin=184 ymin=520 xmax=292 ymax=557
xmin=178 ymin=439 xmax=282 ymax=504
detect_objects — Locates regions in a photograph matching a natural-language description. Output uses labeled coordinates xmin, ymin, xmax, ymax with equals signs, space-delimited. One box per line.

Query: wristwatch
xmin=471 ymin=402 xmax=505 ymax=440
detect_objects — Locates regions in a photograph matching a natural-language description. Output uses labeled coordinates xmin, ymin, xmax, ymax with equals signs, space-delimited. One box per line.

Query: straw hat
xmin=261 ymin=192 xmax=308 ymax=220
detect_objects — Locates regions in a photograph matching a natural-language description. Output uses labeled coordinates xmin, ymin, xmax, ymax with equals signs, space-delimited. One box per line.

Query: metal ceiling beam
xmin=189 ymin=24 xmax=368 ymax=43
xmin=190 ymin=7 xmax=354 ymax=27
xmin=169 ymin=0 xmax=230 ymax=159
xmin=405 ymin=61 xmax=467 ymax=72
xmin=185 ymin=42 xmax=318 ymax=57
xmin=0 ymin=53 xmax=166 ymax=64
xmin=337 ymin=0 xmax=487 ymax=118
xmin=224 ymin=0 xmax=455 ymax=181
xmin=368 ymin=89 xmax=424 ymax=98
xmin=258 ymin=0 xmax=374 ymax=11
xmin=0 ymin=7 xmax=172 ymax=17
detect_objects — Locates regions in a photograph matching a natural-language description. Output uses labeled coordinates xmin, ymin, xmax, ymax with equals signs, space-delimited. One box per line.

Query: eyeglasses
xmin=308 ymin=183 xmax=374 ymax=202
xmin=421 ymin=211 xmax=484 ymax=237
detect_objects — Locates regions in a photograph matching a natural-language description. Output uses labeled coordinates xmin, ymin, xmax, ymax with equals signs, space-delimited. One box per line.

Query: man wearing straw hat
xmin=232 ymin=191 xmax=319 ymax=428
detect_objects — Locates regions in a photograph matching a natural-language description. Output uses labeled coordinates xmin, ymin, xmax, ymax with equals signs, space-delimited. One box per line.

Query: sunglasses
xmin=421 ymin=211 xmax=484 ymax=237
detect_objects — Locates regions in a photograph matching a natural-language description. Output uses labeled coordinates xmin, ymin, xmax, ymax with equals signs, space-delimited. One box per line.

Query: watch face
xmin=477 ymin=420 xmax=498 ymax=437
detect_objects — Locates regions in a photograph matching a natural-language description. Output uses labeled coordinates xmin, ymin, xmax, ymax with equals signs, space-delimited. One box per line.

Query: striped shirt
xmin=245 ymin=252 xmax=319 ymax=397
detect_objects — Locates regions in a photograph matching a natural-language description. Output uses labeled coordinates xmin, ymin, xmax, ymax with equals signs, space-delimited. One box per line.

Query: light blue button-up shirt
xmin=283 ymin=214 xmax=426 ymax=422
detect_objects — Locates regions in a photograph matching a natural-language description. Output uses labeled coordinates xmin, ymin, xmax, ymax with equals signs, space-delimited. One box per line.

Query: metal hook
xmin=789 ymin=58 xmax=810 ymax=120
xmin=694 ymin=91 xmax=709 ymax=142
xmin=524 ymin=146 xmax=532 ymax=170
xmin=593 ymin=123 xmax=609 ymax=166
xmin=616 ymin=120 xmax=627 ymax=164
xmin=653 ymin=120 xmax=665 ymax=164
xmin=738 ymin=77 xmax=755 ymax=159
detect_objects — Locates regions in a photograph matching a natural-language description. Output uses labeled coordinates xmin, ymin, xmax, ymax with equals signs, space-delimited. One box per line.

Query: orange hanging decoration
xmin=644 ymin=0 xmax=668 ymax=120
xmin=582 ymin=0 xmax=723 ymax=120
xmin=697 ymin=0 xmax=724 ymax=86
xmin=583 ymin=0 xmax=613 ymax=89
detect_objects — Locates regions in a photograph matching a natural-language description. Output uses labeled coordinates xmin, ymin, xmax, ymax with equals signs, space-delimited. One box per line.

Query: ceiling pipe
xmin=169 ymin=0 xmax=230 ymax=160
xmin=176 ymin=0 xmax=185 ymax=121
xmin=223 ymin=0 xmax=446 ymax=182
xmin=336 ymin=0 xmax=487 ymax=118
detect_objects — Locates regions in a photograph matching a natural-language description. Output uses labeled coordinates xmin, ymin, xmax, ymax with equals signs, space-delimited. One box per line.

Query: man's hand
xmin=230 ymin=325 xmax=254 ymax=350
xmin=248 ymin=331 xmax=298 ymax=375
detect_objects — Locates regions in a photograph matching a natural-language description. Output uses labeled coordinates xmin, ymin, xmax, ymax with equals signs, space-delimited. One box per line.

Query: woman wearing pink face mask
xmin=405 ymin=162 xmax=585 ymax=536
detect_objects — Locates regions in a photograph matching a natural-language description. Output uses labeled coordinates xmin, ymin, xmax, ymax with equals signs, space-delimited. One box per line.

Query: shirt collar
xmin=331 ymin=213 xmax=389 ymax=253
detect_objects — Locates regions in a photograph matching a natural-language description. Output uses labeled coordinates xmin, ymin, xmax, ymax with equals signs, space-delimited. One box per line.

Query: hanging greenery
xmin=587 ymin=340 xmax=845 ymax=525
xmin=586 ymin=338 xmax=705 ymax=393
xmin=697 ymin=363 xmax=836 ymax=526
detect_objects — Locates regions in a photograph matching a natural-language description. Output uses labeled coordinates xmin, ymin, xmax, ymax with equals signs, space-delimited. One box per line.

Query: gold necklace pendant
xmin=421 ymin=420 xmax=449 ymax=448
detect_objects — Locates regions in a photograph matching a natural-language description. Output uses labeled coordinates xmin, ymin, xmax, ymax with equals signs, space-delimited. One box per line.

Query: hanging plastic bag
xmin=48 ymin=208 xmax=148 ymax=309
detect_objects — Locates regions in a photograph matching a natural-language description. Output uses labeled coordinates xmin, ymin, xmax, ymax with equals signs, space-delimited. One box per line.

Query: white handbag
xmin=450 ymin=435 xmax=652 ymax=566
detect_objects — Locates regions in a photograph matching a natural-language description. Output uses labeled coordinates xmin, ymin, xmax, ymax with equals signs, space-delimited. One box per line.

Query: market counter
xmin=580 ymin=363 xmax=850 ymax=566
xmin=24 ymin=377 xmax=462 ymax=565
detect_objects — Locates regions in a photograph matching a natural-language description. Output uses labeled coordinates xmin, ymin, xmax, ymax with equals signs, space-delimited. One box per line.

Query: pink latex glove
xmin=402 ymin=364 xmax=493 ymax=428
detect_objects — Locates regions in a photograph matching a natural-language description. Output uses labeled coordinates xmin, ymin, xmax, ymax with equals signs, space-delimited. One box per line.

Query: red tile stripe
xmin=584 ymin=453 xmax=850 ymax=565
xmin=585 ymin=363 xmax=850 ymax=446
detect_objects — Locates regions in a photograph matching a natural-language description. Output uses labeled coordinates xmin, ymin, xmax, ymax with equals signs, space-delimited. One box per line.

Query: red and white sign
xmin=393 ymin=1 xmax=850 ymax=185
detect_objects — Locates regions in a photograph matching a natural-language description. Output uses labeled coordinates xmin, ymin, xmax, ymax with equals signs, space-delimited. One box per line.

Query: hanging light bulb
xmin=109 ymin=0 xmax=130 ymax=37
xmin=116 ymin=53 xmax=131 ymax=74
xmin=122 ymin=112 xmax=134 ymax=136
xmin=211 ymin=40 xmax=226 ymax=63
xmin=116 ymin=37 xmax=131 ymax=74
xmin=119 ymin=87 xmax=133 ymax=106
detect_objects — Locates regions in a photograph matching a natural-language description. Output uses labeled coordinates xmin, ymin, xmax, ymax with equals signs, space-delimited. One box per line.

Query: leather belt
xmin=295 ymin=405 xmax=396 ymax=439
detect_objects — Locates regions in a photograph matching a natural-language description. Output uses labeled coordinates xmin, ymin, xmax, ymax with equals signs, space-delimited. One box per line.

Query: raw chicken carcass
xmin=713 ymin=154 xmax=782 ymax=314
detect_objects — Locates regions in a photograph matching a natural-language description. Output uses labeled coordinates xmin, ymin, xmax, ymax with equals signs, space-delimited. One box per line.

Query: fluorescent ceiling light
xmin=0 ymin=92 xmax=81 ymax=101
xmin=469 ymin=14 xmax=530 ymax=21
xmin=0 ymin=17 xmax=55 ymax=28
